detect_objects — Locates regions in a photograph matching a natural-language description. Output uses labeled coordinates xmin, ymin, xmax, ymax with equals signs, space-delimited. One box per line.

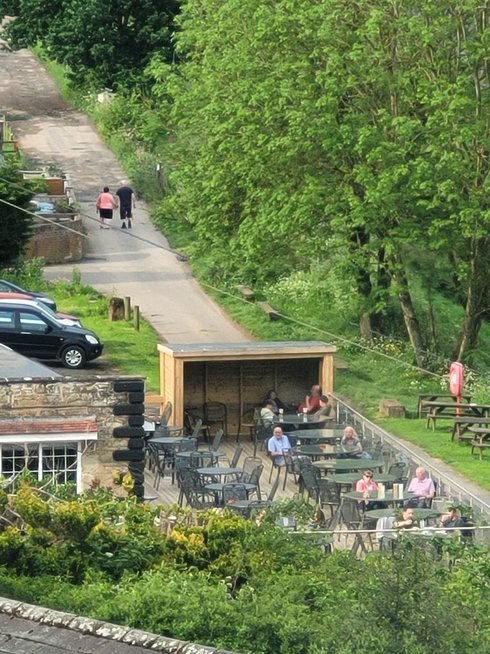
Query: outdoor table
xmin=273 ymin=414 xmax=331 ymax=429
xmin=417 ymin=393 xmax=472 ymax=418
xmin=175 ymin=450 xmax=224 ymax=466
xmin=329 ymin=472 xmax=397 ymax=487
xmin=144 ymin=420 xmax=184 ymax=436
xmin=423 ymin=401 xmax=490 ymax=430
xmin=197 ymin=466 xmax=241 ymax=482
xmin=468 ymin=426 xmax=490 ymax=460
xmin=205 ymin=482 xmax=257 ymax=506
xmin=313 ymin=458 xmax=384 ymax=474
xmin=149 ymin=436 xmax=189 ymax=447
xmin=342 ymin=490 xmax=415 ymax=506
xmin=294 ymin=445 xmax=341 ymax=459
xmin=364 ymin=507 xmax=441 ymax=521
xmin=292 ymin=428 xmax=344 ymax=445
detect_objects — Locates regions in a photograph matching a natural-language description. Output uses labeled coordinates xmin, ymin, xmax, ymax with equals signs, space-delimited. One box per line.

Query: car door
xmin=0 ymin=309 xmax=18 ymax=350
xmin=15 ymin=308 xmax=62 ymax=359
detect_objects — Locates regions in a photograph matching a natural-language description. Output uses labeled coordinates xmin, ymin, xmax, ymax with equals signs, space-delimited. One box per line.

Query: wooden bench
xmin=452 ymin=417 xmax=490 ymax=442
xmin=418 ymin=393 xmax=471 ymax=418
xmin=236 ymin=285 xmax=255 ymax=301
xmin=257 ymin=301 xmax=280 ymax=321
xmin=426 ymin=404 xmax=481 ymax=431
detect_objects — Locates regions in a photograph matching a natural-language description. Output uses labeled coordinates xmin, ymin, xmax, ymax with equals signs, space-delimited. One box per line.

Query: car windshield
xmin=22 ymin=302 xmax=63 ymax=327
xmin=34 ymin=300 xmax=61 ymax=322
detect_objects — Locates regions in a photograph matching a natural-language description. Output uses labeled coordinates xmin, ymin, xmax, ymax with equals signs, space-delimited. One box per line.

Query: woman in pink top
xmin=95 ymin=186 xmax=118 ymax=229
xmin=355 ymin=470 xmax=387 ymax=510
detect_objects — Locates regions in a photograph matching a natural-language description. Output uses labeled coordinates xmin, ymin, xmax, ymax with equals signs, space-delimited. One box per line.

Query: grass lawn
xmin=51 ymin=282 xmax=161 ymax=391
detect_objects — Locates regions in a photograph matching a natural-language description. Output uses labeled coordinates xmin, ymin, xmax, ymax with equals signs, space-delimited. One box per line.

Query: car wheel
xmin=61 ymin=345 xmax=86 ymax=369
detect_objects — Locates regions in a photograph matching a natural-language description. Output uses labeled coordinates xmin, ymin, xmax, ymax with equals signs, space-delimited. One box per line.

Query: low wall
xmin=26 ymin=215 xmax=86 ymax=263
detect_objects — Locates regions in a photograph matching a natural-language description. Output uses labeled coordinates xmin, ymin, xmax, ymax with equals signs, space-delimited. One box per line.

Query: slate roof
xmin=0 ymin=343 xmax=61 ymax=379
xmin=0 ymin=598 xmax=239 ymax=654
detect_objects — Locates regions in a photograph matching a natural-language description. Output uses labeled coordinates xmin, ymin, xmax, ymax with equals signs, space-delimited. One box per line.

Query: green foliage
xmin=1 ymin=0 xmax=179 ymax=89
xmin=0 ymin=161 xmax=35 ymax=265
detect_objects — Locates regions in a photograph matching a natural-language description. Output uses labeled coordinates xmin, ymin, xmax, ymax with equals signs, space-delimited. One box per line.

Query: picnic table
xmin=418 ymin=393 xmax=471 ymax=418
xmin=468 ymin=426 xmax=490 ymax=460
xmin=451 ymin=416 xmax=490 ymax=442
xmin=424 ymin=401 xmax=490 ymax=431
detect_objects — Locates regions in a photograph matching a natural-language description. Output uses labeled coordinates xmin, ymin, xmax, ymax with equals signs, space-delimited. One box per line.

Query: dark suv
xmin=0 ymin=302 xmax=103 ymax=369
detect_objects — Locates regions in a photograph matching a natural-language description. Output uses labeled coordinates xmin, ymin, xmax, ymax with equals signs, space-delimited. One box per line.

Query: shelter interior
xmin=146 ymin=341 xmax=337 ymax=435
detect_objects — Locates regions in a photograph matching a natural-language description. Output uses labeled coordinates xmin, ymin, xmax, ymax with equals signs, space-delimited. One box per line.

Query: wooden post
xmin=133 ymin=305 xmax=140 ymax=331
xmin=124 ymin=296 xmax=131 ymax=320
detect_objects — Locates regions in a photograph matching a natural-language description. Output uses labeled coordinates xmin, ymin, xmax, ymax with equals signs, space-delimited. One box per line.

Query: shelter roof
xmin=158 ymin=340 xmax=336 ymax=361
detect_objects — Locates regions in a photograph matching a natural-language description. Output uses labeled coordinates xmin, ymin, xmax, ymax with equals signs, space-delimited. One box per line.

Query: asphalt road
xmin=0 ymin=45 xmax=250 ymax=346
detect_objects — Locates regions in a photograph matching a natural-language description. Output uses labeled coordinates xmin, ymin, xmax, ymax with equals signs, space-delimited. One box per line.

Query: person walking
xmin=95 ymin=186 xmax=118 ymax=229
xmin=116 ymin=180 xmax=136 ymax=229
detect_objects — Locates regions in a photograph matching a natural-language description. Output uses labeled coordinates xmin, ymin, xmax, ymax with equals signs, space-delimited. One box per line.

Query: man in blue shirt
xmin=268 ymin=426 xmax=291 ymax=467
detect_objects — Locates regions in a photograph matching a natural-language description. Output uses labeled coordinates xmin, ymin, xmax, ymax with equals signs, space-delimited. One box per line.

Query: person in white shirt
xmin=268 ymin=426 xmax=291 ymax=467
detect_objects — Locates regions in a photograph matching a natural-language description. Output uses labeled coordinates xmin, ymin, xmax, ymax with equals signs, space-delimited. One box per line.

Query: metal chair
xmin=223 ymin=482 xmax=249 ymax=505
xmin=298 ymin=465 xmax=321 ymax=502
xmin=228 ymin=445 xmax=243 ymax=469
xmin=318 ymin=478 xmax=340 ymax=521
xmin=209 ymin=428 xmax=224 ymax=453
xmin=236 ymin=407 xmax=259 ymax=443
xmin=227 ymin=477 xmax=280 ymax=518
xmin=184 ymin=413 xmax=211 ymax=443
xmin=159 ymin=401 xmax=173 ymax=425
xmin=247 ymin=463 xmax=264 ymax=500
xmin=239 ymin=456 xmax=263 ymax=483
xmin=203 ymin=401 xmax=228 ymax=436
xmin=388 ymin=462 xmax=408 ymax=484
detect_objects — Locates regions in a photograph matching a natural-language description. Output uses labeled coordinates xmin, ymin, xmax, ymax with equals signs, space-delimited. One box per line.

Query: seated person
xmin=355 ymin=469 xmax=387 ymax=510
xmin=438 ymin=506 xmax=459 ymax=531
xmin=340 ymin=426 xmax=365 ymax=458
xmin=262 ymin=389 xmax=287 ymax=414
xmin=407 ymin=467 xmax=435 ymax=508
xmin=313 ymin=394 xmax=332 ymax=422
xmin=393 ymin=506 xmax=416 ymax=529
xmin=267 ymin=426 xmax=292 ymax=467
xmin=377 ymin=507 xmax=416 ymax=551
xmin=438 ymin=505 xmax=474 ymax=541
xmin=298 ymin=384 xmax=322 ymax=414
xmin=260 ymin=400 xmax=276 ymax=427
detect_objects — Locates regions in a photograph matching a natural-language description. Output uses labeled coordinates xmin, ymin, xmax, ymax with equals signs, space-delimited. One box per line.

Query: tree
xmin=0 ymin=0 xmax=179 ymax=89
xmin=0 ymin=161 xmax=35 ymax=265
xmin=161 ymin=0 xmax=490 ymax=365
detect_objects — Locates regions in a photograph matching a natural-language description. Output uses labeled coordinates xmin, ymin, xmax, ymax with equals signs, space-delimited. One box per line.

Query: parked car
xmin=0 ymin=301 xmax=103 ymax=369
xmin=0 ymin=293 xmax=82 ymax=327
xmin=0 ymin=280 xmax=57 ymax=312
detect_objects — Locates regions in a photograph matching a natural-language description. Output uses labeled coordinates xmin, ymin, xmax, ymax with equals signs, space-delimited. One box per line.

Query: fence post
xmin=124 ymin=296 xmax=131 ymax=320
xmin=133 ymin=305 xmax=140 ymax=331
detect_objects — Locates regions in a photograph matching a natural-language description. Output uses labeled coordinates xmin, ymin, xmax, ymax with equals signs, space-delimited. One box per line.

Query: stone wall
xmin=0 ymin=375 xmax=145 ymax=491
xmin=25 ymin=216 xmax=86 ymax=263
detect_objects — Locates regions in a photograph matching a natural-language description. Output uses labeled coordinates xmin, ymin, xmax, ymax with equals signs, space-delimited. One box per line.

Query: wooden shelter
xmin=146 ymin=341 xmax=337 ymax=434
